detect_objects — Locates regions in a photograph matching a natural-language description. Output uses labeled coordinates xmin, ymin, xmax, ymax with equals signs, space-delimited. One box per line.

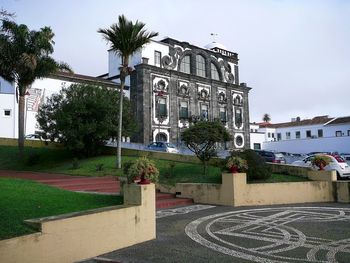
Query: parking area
xmin=83 ymin=203 xmax=350 ymax=263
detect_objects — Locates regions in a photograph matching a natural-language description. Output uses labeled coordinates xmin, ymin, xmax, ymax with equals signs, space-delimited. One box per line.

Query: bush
xmin=230 ymin=149 xmax=271 ymax=180
xmin=126 ymin=157 xmax=159 ymax=183
xmin=25 ymin=152 xmax=41 ymax=166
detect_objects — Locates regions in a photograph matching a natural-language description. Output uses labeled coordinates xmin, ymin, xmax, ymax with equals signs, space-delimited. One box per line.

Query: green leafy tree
xmin=37 ymin=84 xmax=136 ymax=157
xmin=98 ymin=15 xmax=158 ymax=169
xmin=182 ymin=121 xmax=232 ymax=175
xmin=0 ymin=20 xmax=71 ymax=156
xmin=262 ymin=113 xmax=271 ymax=123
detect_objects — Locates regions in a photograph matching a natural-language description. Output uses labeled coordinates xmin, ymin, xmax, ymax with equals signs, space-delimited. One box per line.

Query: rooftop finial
xmin=210 ymin=33 xmax=218 ymax=42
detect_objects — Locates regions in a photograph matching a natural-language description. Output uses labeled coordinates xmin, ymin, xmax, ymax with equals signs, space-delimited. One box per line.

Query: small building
xmin=108 ymin=38 xmax=252 ymax=149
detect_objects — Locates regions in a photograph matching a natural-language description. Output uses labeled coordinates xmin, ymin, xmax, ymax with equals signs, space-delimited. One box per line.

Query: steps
xmin=37 ymin=177 xmax=120 ymax=194
xmin=156 ymin=192 xmax=193 ymax=209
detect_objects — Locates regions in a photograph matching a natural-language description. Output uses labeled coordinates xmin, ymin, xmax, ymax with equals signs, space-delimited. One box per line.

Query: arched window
xmin=156 ymin=133 xmax=167 ymax=142
xmin=196 ymin=55 xmax=206 ymax=77
xmin=179 ymin=55 xmax=191 ymax=74
xmin=211 ymin=63 xmax=220 ymax=80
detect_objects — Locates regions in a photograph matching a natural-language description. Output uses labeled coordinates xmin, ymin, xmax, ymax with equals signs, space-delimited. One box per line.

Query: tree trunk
xmin=18 ymin=94 xmax=26 ymax=158
xmin=116 ymin=79 xmax=124 ymax=169
xmin=203 ymin=160 xmax=208 ymax=176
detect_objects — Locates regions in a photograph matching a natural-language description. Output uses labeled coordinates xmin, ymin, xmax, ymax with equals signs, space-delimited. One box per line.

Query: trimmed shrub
xmin=230 ymin=149 xmax=271 ymax=181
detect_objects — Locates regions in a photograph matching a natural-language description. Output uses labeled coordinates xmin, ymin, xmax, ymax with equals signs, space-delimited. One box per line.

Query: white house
xmin=0 ymin=77 xmax=18 ymax=138
xmin=250 ymin=115 xmax=350 ymax=154
xmin=0 ymin=73 xmax=119 ymax=139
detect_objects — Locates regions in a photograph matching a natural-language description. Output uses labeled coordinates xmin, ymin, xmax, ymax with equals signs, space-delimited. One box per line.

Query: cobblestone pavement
xmin=83 ymin=203 xmax=350 ymax=263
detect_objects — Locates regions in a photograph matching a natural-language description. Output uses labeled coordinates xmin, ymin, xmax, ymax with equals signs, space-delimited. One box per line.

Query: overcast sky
xmin=2 ymin=0 xmax=350 ymax=123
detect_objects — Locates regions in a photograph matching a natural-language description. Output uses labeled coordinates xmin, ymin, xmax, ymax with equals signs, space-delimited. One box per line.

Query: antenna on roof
xmin=210 ymin=33 xmax=218 ymax=42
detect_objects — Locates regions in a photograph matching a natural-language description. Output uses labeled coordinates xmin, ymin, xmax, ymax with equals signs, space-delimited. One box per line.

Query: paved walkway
xmin=83 ymin=203 xmax=350 ymax=263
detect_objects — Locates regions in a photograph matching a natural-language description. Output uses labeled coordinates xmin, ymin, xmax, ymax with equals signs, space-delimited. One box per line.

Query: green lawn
xmin=0 ymin=145 xmax=307 ymax=185
xmin=0 ymin=178 xmax=123 ymax=240
xmin=0 ymin=145 xmax=223 ymax=185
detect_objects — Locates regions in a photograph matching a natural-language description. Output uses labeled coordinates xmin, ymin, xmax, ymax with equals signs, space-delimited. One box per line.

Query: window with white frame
xmin=336 ymin=131 xmax=342 ymax=137
xmin=179 ymin=101 xmax=189 ymax=119
xmin=219 ymin=107 xmax=226 ymax=122
xmin=295 ymin=131 xmax=300 ymax=139
xmin=211 ymin=63 xmax=220 ymax=80
xmin=348 ymin=130 xmax=350 ymax=136
xmin=3 ymin=109 xmax=11 ymax=117
xmin=196 ymin=55 xmax=206 ymax=77
xmin=306 ymin=130 xmax=311 ymax=138
xmin=318 ymin=129 xmax=323 ymax=138
xmin=154 ymin=51 xmax=161 ymax=67
xmin=179 ymin=55 xmax=191 ymax=74
xmin=234 ymin=108 xmax=243 ymax=127
xmin=286 ymin=132 xmax=291 ymax=139
xmin=201 ymin=104 xmax=208 ymax=120
xmin=156 ymin=97 xmax=167 ymax=118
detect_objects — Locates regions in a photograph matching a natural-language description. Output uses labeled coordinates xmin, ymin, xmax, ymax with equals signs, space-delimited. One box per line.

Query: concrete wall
xmin=0 ymin=184 xmax=155 ymax=263
xmin=176 ymin=172 xmax=335 ymax=207
xmin=336 ymin=182 xmax=350 ymax=203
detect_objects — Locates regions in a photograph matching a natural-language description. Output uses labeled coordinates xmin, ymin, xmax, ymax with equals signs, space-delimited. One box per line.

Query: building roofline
xmin=50 ymin=72 xmax=129 ymax=90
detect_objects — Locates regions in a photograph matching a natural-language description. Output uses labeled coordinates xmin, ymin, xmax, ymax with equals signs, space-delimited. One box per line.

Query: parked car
xmin=146 ymin=142 xmax=179 ymax=154
xmin=25 ymin=134 xmax=41 ymax=140
xmin=340 ymin=153 xmax=350 ymax=164
xmin=254 ymin=150 xmax=286 ymax=164
xmin=291 ymin=154 xmax=350 ymax=179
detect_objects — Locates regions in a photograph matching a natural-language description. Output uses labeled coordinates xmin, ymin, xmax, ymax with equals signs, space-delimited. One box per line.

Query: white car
xmin=146 ymin=142 xmax=179 ymax=154
xmin=291 ymin=154 xmax=350 ymax=179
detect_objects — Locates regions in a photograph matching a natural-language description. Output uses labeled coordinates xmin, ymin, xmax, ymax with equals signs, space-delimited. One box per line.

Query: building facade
xmin=109 ymin=38 xmax=252 ymax=149
xmin=250 ymin=116 xmax=350 ymax=154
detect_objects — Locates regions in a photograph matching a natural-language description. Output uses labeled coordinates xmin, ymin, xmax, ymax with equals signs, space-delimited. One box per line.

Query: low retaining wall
xmin=0 ymin=184 xmax=155 ymax=263
xmin=336 ymin=181 xmax=350 ymax=203
xmin=0 ymin=137 xmax=62 ymax=149
xmin=267 ymin=163 xmax=311 ymax=177
xmin=176 ymin=172 xmax=336 ymax=207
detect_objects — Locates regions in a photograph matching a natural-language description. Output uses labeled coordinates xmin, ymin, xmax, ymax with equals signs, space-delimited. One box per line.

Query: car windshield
xmin=165 ymin=143 xmax=176 ymax=148
xmin=275 ymin=153 xmax=284 ymax=158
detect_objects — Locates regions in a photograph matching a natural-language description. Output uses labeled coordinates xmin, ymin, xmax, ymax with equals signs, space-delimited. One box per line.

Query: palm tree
xmin=0 ymin=20 xmax=72 ymax=156
xmin=262 ymin=113 xmax=271 ymax=123
xmin=98 ymin=15 xmax=158 ymax=169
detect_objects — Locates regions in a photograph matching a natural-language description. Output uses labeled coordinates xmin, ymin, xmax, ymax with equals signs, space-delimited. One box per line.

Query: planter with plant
xmin=126 ymin=157 xmax=159 ymax=184
xmin=311 ymin=155 xmax=331 ymax=170
xmin=225 ymin=156 xmax=248 ymax=173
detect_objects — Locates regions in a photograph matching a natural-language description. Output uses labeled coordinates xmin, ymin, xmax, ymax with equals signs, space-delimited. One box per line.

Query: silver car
xmin=146 ymin=142 xmax=179 ymax=154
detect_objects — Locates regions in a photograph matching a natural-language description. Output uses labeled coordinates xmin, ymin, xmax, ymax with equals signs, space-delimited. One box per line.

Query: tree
xmin=37 ymin=84 xmax=137 ymax=157
xmin=182 ymin=121 xmax=232 ymax=175
xmin=98 ymin=15 xmax=158 ymax=169
xmin=0 ymin=20 xmax=71 ymax=156
xmin=262 ymin=113 xmax=271 ymax=123
xmin=0 ymin=8 xmax=15 ymax=20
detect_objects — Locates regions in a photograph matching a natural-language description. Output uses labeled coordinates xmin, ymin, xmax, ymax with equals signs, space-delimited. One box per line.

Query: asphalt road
xmin=83 ymin=203 xmax=350 ymax=263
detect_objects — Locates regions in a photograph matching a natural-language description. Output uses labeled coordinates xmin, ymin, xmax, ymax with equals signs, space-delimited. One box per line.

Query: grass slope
xmin=0 ymin=178 xmax=123 ymax=240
